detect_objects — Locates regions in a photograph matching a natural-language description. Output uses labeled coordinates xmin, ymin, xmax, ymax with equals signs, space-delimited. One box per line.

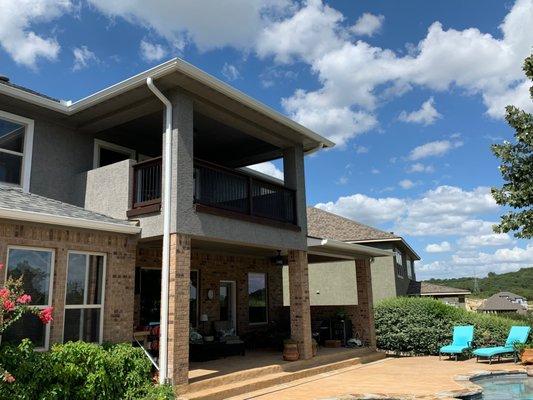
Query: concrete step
xmin=182 ymin=350 xmax=385 ymax=400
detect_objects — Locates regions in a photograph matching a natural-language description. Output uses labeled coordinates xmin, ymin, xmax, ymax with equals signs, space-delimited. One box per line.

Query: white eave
xmin=0 ymin=58 xmax=334 ymax=150
xmin=348 ymin=237 xmax=421 ymax=260
xmin=307 ymin=236 xmax=393 ymax=259
xmin=0 ymin=208 xmax=141 ymax=234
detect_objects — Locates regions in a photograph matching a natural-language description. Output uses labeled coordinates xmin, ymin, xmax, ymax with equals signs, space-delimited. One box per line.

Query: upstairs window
xmin=394 ymin=249 xmax=404 ymax=278
xmin=407 ymin=259 xmax=415 ymax=279
xmin=0 ymin=111 xmax=33 ymax=190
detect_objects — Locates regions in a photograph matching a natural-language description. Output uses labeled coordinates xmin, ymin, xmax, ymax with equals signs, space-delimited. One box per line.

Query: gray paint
xmin=370 ymin=256 xmax=397 ymax=303
xmin=82 ymin=159 xmax=133 ymax=220
xmin=283 ymin=261 xmax=358 ymax=306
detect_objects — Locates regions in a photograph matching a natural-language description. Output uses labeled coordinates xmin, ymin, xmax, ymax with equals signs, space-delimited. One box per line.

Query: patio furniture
xmin=473 ymin=326 xmax=531 ymax=364
xmin=439 ymin=325 xmax=474 ymax=361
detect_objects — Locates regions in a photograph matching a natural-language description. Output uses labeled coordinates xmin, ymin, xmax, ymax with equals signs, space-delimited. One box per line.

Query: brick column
xmin=288 ymin=249 xmax=313 ymax=359
xmin=167 ymin=233 xmax=191 ymax=389
xmin=354 ymin=259 xmax=376 ymax=348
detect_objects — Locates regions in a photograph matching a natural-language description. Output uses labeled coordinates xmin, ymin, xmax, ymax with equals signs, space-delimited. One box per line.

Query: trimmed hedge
xmin=375 ymin=297 xmax=531 ymax=355
xmin=0 ymin=340 xmax=174 ymax=400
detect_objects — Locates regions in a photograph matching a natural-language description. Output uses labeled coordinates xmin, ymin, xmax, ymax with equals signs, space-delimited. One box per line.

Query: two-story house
xmin=0 ymin=59 xmax=384 ymax=391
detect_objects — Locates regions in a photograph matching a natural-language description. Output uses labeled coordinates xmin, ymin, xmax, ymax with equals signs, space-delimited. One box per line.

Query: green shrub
xmin=375 ymin=297 xmax=529 ymax=355
xmin=0 ymin=340 xmax=174 ymax=400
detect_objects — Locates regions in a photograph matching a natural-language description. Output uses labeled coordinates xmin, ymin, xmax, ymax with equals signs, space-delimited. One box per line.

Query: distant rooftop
xmin=478 ymin=292 xmax=526 ymax=312
xmin=408 ymin=281 xmax=471 ymax=296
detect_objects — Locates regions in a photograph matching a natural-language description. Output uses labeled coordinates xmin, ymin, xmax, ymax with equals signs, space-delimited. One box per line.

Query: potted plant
xmin=283 ymin=338 xmax=299 ymax=361
xmin=515 ymin=343 xmax=533 ymax=364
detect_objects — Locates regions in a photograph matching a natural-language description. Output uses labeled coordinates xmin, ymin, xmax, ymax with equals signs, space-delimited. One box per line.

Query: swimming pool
xmin=468 ymin=374 xmax=533 ymax=400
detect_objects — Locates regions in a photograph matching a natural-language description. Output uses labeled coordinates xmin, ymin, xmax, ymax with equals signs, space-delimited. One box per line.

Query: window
xmin=0 ymin=111 xmax=33 ymax=190
xmin=3 ymin=246 xmax=54 ymax=349
xmin=394 ymin=249 xmax=404 ymax=278
xmin=407 ymin=259 xmax=415 ymax=279
xmin=93 ymin=139 xmax=136 ymax=168
xmin=63 ymin=252 xmax=105 ymax=343
xmin=248 ymin=273 xmax=267 ymax=324
xmin=190 ymin=270 xmax=199 ymax=327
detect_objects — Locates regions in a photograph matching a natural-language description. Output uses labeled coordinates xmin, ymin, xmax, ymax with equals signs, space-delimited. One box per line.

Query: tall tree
xmin=491 ymin=55 xmax=533 ymax=239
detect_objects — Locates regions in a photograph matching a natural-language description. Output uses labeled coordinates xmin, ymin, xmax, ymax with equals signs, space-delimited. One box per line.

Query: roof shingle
xmin=307 ymin=206 xmax=398 ymax=242
xmin=408 ymin=281 xmax=471 ymax=296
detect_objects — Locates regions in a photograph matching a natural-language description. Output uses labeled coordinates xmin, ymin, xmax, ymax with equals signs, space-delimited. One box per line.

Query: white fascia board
xmin=307 ymin=236 xmax=393 ymax=258
xmin=1 ymin=58 xmax=334 ymax=151
xmin=0 ymin=208 xmax=141 ymax=234
xmin=349 ymin=237 xmax=421 ymax=260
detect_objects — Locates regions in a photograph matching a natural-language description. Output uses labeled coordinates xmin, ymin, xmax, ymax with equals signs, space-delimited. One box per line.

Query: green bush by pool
xmin=375 ymin=297 xmax=531 ymax=355
xmin=0 ymin=340 xmax=174 ymax=400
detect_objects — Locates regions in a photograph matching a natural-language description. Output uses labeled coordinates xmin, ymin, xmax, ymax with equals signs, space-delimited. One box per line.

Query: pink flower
xmin=0 ymin=288 xmax=9 ymax=300
xmin=3 ymin=371 xmax=15 ymax=383
xmin=3 ymin=299 xmax=15 ymax=312
xmin=16 ymin=294 xmax=31 ymax=304
xmin=39 ymin=307 xmax=54 ymax=324
xmin=0 ymin=262 xmax=4 ymax=271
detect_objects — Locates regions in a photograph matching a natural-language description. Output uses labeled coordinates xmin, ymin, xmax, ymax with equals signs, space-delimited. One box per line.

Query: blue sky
xmin=1 ymin=0 xmax=532 ymax=280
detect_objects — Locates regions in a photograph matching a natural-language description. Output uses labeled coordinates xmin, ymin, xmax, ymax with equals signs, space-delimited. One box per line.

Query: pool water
xmin=471 ymin=374 xmax=533 ymax=400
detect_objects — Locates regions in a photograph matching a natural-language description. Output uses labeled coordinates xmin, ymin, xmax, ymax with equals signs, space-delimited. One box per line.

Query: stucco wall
xmin=283 ymin=261 xmax=358 ymax=306
xmin=370 ymin=256 xmax=397 ymax=303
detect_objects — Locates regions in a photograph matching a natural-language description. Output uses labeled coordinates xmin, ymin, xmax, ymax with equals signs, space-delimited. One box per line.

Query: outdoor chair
xmin=439 ymin=325 xmax=474 ymax=361
xmin=473 ymin=326 xmax=531 ymax=364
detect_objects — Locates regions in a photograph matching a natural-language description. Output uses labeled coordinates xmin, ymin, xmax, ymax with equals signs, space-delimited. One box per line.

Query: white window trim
xmin=63 ymin=251 xmax=107 ymax=344
xmin=220 ymin=280 xmax=237 ymax=332
xmin=248 ymin=272 xmax=268 ymax=326
xmin=4 ymin=245 xmax=55 ymax=351
xmin=93 ymin=139 xmax=136 ymax=168
xmin=0 ymin=110 xmax=34 ymax=192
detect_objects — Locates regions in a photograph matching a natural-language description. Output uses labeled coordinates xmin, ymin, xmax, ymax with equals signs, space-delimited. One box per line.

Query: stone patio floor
xmin=228 ymin=355 xmax=525 ymax=400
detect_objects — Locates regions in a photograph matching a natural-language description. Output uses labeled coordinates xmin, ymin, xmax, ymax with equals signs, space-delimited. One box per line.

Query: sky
xmin=1 ymin=0 xmax=532 ymax=280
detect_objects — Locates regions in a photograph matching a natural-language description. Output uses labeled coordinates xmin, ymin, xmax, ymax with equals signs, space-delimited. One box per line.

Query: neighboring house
xmin=304 ymin=207 xmax=421 ymax=304
xmin=0 ymin=59 xmax=384 ymax=389
xmin=407 ymin=281 xmax=471 ymax=308
xmin=478 ymin=292 xmax=529 ymax=315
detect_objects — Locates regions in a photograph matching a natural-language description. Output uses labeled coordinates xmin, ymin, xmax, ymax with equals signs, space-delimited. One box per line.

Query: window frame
xmin=93 ymin=139 xmax=136 ymax=169
xmin=394 ymin=249 xmax=404 ymax=279
xmin=247 ymin=272 xmax=268 ymax=326
xmin=62 ymin=251 xmax=107 ymax=344
xmin=190 ymin=269 xmax=199 ymax=329
xmin=0 ymin=110 xmax=34 ymax=192
xmin=3 ymin=245 xmax=55 ymax=351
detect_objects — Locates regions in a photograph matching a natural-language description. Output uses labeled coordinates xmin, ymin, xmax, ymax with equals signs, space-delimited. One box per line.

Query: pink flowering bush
xmin=0 ymin=262 xmax=53 ymax=384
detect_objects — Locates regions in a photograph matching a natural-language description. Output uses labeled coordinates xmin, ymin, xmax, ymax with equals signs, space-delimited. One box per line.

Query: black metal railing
xmin=194 ymin=160 xmax=296 ymax=224
xmin=132 ymin=157 xmax=162 ymax=209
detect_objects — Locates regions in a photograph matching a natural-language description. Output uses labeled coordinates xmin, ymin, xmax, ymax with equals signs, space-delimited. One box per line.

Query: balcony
xmin=127 ymin=158 xmax=297 ymax=227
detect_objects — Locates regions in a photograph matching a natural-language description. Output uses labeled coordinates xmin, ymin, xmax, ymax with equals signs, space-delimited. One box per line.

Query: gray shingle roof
xmin=408 ymin=281 xmax=471 ymax=296
xmin=478 ymin=293 xmax=524 ymax=311
xmin=307 ymin=206 xmax=398 ymax=242
xmin=0 ymin=185 xmax=133 ymax=227
xmin=0 ymin=80 xmax=60 ymax=102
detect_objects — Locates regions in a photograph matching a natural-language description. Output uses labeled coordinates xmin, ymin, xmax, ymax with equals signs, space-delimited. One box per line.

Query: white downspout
xmin=146 ymin=77 xmax=172 ymax=385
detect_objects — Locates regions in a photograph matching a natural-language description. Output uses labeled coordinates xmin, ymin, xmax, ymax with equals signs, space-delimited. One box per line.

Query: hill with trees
xmin=427 ymin=267 xmax=533 ymax=300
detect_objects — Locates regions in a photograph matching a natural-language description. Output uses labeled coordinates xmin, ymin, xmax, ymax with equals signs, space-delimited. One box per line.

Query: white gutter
xmin=0 ymin=208 xmax=141 ymax=234
xmin=307 ymin=236 xmax=393 ymax=258
xmin=146 ymin=77 xmax=172 ymax=385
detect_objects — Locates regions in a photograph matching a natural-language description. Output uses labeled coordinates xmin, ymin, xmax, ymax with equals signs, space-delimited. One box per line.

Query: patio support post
xmin=288 ymin=249 xmax=313 ymax=359
xmin=354 ymin=259 xmax=377 ymax=349
xmin=167 ymin=233 xmax=191 ymax=390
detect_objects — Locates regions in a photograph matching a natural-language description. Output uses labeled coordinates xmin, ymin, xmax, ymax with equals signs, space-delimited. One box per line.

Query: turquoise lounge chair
xmin=439 ymin=325 xmax=474 ymax=361
xmin=473 ymin=326 xmax=531 ymax=364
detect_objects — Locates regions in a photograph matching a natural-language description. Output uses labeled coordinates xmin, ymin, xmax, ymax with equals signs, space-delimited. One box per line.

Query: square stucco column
xmin=288 ymin=249 xmax=313 ymax=359
xmin=283 ymin=144 xmax=307 ymax=234
xmin=167 ymin=233 xmax=191 ymax=389
xmin=354 ymin=259 xmax=377 ymax=348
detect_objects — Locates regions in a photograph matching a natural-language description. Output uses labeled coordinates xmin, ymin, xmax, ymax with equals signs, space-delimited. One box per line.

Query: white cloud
xmin=425 ymin=241 xmax=451 ymax=253
xmin=222 ymin=63 xmax=241 ymax=81
xmin=89 ymin=0 xmax=293 ymax=52
xmin=72 ymin=46 xmax=99 ymax=71
xmin=458 ymin=233 xmax=514 ymax=248
xmin=256 ymin=0 xmax=533 ymax=145
xmin=315 ymin=194 xmax=406 ymax=225
xmin=140 ymin=40 xmax=167 ymax=62
xmin=247 ymin=161 xmax=284 ymax=180
xmin=399 ymin=179 xmax=415 ymax=189
xmin=371 ymin=168 xmax=380 ymax=174
xmin=407 ymin=163 xmax=434 ymax=173
xmin=408 ymin=140 xmax=463 ymax=160
xmin=350 ymin=13 xmax=384 ymax=37
xmin=0 ymin=0 xmax=72 ymax=68
xmin=399 ymin=97 xmax=442 ymax=126
xmin=354 ymin=145 xmax=369 ymax=154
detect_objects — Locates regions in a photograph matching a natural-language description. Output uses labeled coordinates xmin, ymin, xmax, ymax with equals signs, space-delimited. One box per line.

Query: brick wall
xmin=136 ymin=243 xmax=283 ymax=336
xmin=0 ymin=219 xmax=137 ymax=346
